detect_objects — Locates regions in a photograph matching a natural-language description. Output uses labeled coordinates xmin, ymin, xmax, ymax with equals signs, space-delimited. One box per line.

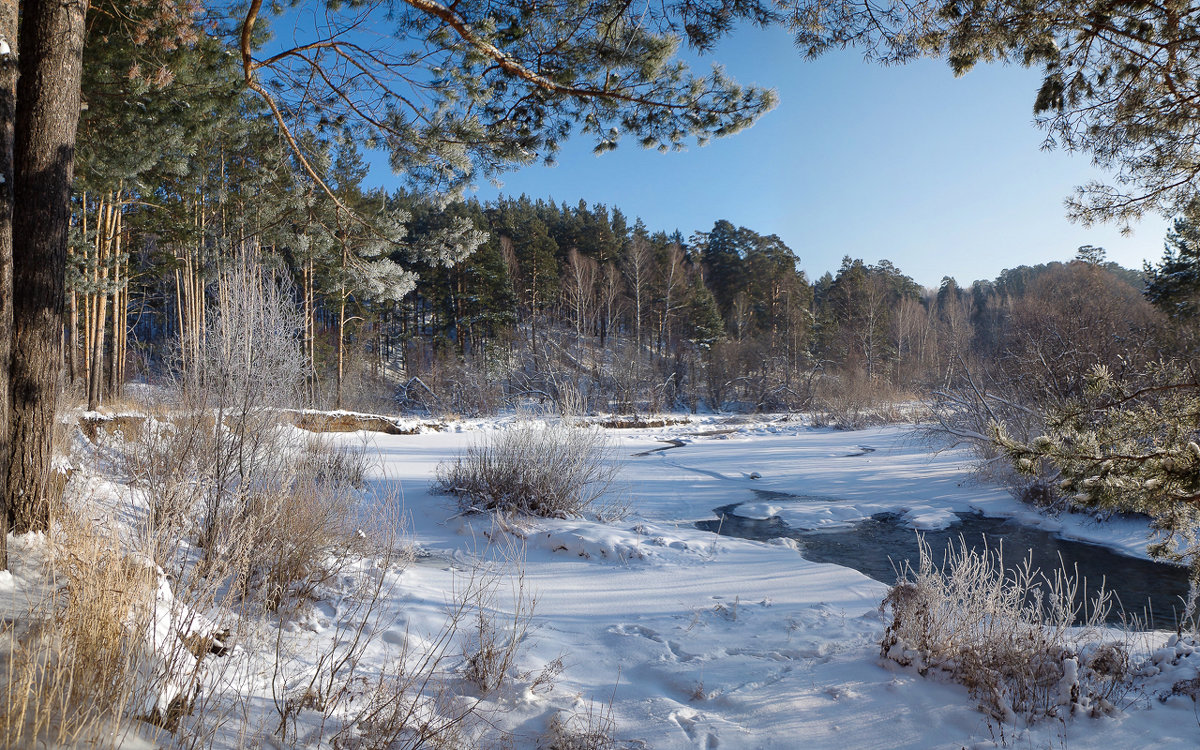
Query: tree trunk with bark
xmin=0 ymin=0 xmax=16 ymax=569
xmin=6 ymin=0 xmax=87 ymax=534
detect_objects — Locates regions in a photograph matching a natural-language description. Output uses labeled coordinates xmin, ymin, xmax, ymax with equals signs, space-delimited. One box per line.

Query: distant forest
xmin=78 ymin=160 xmax=1175 ymax=417
xmin=70 ymin=8 xmax=1193 ymax=418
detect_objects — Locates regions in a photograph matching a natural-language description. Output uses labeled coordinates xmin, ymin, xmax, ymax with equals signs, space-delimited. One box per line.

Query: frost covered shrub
xmin=433 ymin=420 xmax=620 ymax=518
xmin=122 ymin=264 xmax=368 ymax=609
xmin=880 ymin=536 xmax=1132 ymax=723
xmin=166 ymin=262 xmax=308 ymax=564
xmin=813 ymin=371 xmax=904 ymax=429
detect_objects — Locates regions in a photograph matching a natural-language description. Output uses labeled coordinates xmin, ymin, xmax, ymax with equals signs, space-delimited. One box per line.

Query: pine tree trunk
xmin=336 ymin=288 xmax=346 ymax=410
xmin=7 ymin=0 xmax=87 ymax=534
xmin=115 ymin=254 xmax=125 ymax=392
xmin=174 ymin=267 xmax=186 ymax=372
xmin=83 ymin=197 xmax=95 ymax=385
xmin=107 ymin=203 xmax=123 ymax=399
xmin=67 ymin=190 xmax=81 ymax=383
xmin=0 ymin=0 xmax=16 ymax=570
xmin=88 ymin=199 xmax=110 ymax=411
xmin=67 ymin=286 xmax=77 ymax=382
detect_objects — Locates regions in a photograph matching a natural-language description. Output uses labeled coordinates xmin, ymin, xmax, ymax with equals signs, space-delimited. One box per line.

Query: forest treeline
xmin=69 ymin=7 xmax=1197 ymax=422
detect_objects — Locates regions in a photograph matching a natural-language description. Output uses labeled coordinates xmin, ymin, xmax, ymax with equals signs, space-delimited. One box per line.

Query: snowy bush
xmin=243 ymin=445 xmax=368 ymax=610
xmin=812 ymin=371 xmax=906 ymax=429
xmin=433 ymin=419 xmax=621 ymax=518
xmin=880 ymin=535 xmax=1133 ymax=723
xmin=119 ymin=264 xmax=371 ymax=608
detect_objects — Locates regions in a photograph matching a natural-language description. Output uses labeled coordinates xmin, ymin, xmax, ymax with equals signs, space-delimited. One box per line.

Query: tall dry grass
xmin=0 ymin=500 xmax=230 ymax=748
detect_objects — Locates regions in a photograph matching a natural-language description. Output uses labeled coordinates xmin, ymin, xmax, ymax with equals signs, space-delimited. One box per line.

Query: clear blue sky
xmin=364 ymin=25 xmax=1171 ymax=289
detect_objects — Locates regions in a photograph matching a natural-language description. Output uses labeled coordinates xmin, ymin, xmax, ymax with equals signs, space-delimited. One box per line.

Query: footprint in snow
xmin=381 ymin=628 xmax=407 ymax=647
xmin=671 ymin=710 xmax=720 ymax=749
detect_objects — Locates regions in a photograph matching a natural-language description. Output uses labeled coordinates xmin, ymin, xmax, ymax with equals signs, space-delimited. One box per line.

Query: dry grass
xmin=286 ymin=410 xmax=448 ymax=435
xmin=540 ymin=700 xmax=618 ymax=750
xmin=880 ymin=535 xmax=1133 ymax=723
xmin=594 ymin=415 xmax=689 ymax=430
xmin=433 ymin=419 xmax=621 ymax=519
xmin=245 ymin=483 xmax=361 ymax=610
xmin=0 ymin=501 xmax=229 ymax=749
xmin=78 ymin=413 xmax=149 ymax=443
xmin=268 ymin=497 xmax=550 ymax=750
xmin=457 ymin=538 xmax=555 ymax=698
xmin=1 ymin=522 xmax=150 ymax=748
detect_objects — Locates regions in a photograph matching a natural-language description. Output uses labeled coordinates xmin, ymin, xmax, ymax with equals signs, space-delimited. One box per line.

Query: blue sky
xmin=367 ymin=25 xmax=1170 ymax=289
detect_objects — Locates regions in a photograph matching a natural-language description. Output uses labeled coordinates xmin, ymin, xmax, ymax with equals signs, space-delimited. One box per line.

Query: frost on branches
xmin=994 ymin=362 xmax=1200 ymax=617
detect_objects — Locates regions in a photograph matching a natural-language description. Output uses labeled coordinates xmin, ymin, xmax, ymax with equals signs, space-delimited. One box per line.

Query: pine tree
xmin=1146 ymin=206 xmax=1200 ymax=322
xmin=788 ymin=0 xmax=1200 ymax=225
xmin=994 ymin=363 xmax=1200 ymax=610
xmin=682 ymin=273 xmax=724 ymax=349
xmin=239 ymin=0 xmax=777 ymax=196
xmin=694 ymin=219 xmax=746 ymax=321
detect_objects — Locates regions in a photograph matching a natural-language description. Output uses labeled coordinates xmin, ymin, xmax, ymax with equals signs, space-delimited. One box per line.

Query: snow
xmin=9 ymin=415 xmax=1200 ymax=747
xmin=332 ymin=418 xmax=1200 ymax=748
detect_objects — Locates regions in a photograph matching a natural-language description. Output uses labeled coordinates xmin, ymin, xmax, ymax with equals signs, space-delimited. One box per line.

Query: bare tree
xmin=621 ymin=234 xmax=653 ymax=349
xmin=730 ymin=291 xmax=753 ymax=343
xmin=936 ymin=294 xmax=973 ymax=386
xmin=891 ymin=295 xmax=924 ymax=386
xmin=657 ymin=243 xmax=686 ymax=353
xmin=562 ymin=248 xmax=597 ymax=338
xmin=597 ymin=262 xmax=623 ymax=348
xmin=175 ymin=259 xmax=307 ymax=563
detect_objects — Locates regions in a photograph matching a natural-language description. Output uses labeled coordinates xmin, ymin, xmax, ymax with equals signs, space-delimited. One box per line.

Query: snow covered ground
xmin=337 ymin=418 xmax=1200 ymax=749
xmin=9 ymin=415 xmax=1200 ymax=748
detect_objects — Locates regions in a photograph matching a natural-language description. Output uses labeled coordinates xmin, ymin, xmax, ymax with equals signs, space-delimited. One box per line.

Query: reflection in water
xmin=697 ymin=506 xmax=1192 ymax=629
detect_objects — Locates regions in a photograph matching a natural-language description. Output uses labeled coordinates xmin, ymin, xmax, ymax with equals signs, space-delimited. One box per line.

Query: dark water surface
xmin=697 ymin=506 xmax=1193 ymax=629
